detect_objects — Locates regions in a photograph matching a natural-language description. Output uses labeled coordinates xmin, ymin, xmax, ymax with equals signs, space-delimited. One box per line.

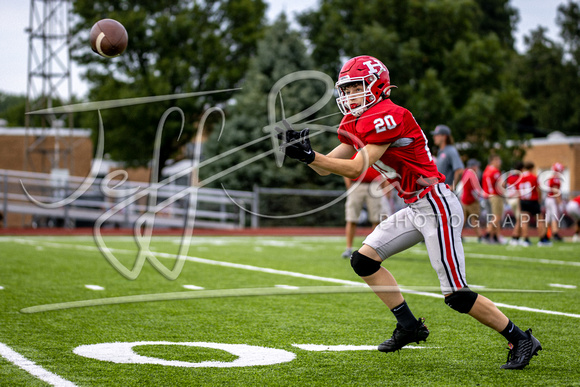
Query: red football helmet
xmin=335 ymin=55 xmax=396 ymax=116
xmin=552 ymin=162 xmax=564 ymax=173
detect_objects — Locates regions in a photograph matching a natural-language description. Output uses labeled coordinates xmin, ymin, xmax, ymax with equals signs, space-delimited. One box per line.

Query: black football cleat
xmin=378 ymin=317 xmax=429 ymax=353
xmin=501 ymin=328 xmax=542 ymax=370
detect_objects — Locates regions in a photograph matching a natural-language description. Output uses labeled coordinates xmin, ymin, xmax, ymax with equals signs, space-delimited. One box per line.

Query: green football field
xmin=0 ymin=235 xmax=579 ymax=386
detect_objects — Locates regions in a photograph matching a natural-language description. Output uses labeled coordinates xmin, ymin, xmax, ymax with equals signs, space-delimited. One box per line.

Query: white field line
xmin=11 ymin=238 xmax=580 ymax=318
xmin=275 ymin=285 xmax=300 ymax=290
xmin=183 ymin=285 xmax=205 ymax=290
xmin=0 ymin=343 xmax=77 ymax=387
xmin=85 ymin=285 xmax=105 ymax=291
xmin=415 ymin=245 xmax=580 ymax=267
xmin=468 ymin=253 xmax=580 ymax=267
xmin=549 ymin=283 xmax=577 ymax=289
xmin=292 ymin=344 xmax=438 ymax=351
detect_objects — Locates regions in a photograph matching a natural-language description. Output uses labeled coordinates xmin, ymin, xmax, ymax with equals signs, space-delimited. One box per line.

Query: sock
xmin=391 ymin=301 xmax=417 ymax=330
xmin=500 ymin=320 xmax=528 ymax=344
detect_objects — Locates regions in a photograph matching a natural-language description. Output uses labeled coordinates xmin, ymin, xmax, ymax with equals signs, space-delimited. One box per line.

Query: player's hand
xmin=276 ymin=122 xmax=315 ymax=165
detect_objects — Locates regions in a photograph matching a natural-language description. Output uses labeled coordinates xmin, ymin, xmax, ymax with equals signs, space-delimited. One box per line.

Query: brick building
xmin=523 ymin=131 xmax=580 ymax=197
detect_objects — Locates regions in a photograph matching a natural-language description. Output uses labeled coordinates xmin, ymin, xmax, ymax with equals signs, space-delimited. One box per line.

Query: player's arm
xmin=309 ymin=143 xmax=357 ymax=176
xmin=452 ymin=167 xmax=465 ymax=191
xmin=310 ymin=143 xmax=391 ymax=179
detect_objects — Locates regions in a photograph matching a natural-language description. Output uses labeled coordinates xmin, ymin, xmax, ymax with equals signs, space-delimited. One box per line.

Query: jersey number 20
xmin=374 ymin=115 xmax=397 ymax=133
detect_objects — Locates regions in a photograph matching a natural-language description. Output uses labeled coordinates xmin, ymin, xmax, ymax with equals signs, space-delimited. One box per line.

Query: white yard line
xmin=549 ymin=283 xmax=577 ymax=289
xmin=183 ymin=285 xmax=205 ymax=290
xmin=84 ymin=285 xmax=105 ymax=291
xmin=12 ymin=238 xmax=580 ymax=318
xmin=292 ymin=344 xmax=438 ymax=351
xmin=0 ymin=343 xmax=77 ymax=387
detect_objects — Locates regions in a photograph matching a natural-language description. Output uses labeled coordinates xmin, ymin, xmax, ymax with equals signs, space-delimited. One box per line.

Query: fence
xmin=0 ymin=169 xmax=346 ymax=229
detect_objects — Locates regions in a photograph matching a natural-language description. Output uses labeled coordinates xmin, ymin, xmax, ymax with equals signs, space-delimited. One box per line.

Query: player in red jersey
xmin=505 ymin=162 xmax=524 ymax=246
xmin=278 ymin=55 xmax=540 ymax=369
xmin=544 ymin=162 xmax=564 ymax=242
xmin=519 ymin=162 xmax=549 ymax=246
xmin=459 ymin=159 xmax=484 ymax=241
xmin=481 ymin=155 xmax=504 ymax=244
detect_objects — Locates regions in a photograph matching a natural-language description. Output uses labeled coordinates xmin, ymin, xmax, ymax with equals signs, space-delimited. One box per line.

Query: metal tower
xmin=25 ymin=0 xmax=74 ymax=173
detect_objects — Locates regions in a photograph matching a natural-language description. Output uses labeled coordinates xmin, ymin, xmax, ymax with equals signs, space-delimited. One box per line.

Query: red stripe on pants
xmin=430 ymin=190 xmax=462 ymax=289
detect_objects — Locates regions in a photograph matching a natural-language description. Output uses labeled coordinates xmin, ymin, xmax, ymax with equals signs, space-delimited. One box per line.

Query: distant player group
xmin=459 ymin=155 xmax=580 ymax=246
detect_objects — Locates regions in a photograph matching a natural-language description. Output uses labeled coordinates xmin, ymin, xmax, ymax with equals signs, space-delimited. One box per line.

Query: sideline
xmin=12 ymin=238 xmax=579 ymax=318
xmin=0 ymin=343 xmax=77 ymax=387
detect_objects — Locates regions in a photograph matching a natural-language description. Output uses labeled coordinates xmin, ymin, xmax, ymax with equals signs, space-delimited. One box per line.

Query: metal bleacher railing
xmin=0 ymin=169 xmax=254 ymax=230
xmin=0 ymin=169 xmax=345 ymax=230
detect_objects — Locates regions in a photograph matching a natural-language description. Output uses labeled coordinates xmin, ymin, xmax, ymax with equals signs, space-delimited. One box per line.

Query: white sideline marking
xmin=85 ymin=285 xmax=105 ymax=291
xmin=292 ymin=344 xmax=436 ymax=351
xmin=0 ymin=286 xmax=4 ymax=290
xmin=549 ymin=283 xmax=577 ymax=289
xmin=275 ymin=285 xmax=300 ymax=290
xmin=0 ymin=342 xmax=77 ymax=386
xmin=468 ymin=252 xmax=580 ymax=267
xmin=183 ymin=285 xmax=204 ymax=290
xmin=12 ymin=238 xmax=580 ymax=318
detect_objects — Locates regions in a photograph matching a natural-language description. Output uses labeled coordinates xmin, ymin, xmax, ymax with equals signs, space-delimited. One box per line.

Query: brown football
xmin=90 ymin=19 xmax=128 ymax=58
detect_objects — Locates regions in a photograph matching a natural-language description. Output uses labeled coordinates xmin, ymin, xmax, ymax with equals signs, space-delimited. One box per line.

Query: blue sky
xmin=0 ymin=0 xmax=567 ymax=97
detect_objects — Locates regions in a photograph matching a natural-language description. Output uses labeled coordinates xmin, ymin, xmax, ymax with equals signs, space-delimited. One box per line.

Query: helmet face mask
xmin=335 ymin=55 xmax=394 ymax=117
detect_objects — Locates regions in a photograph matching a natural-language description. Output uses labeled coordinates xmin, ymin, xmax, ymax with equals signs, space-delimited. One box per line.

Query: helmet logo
xmin=363 ymin=59 xmax=386 ymax=74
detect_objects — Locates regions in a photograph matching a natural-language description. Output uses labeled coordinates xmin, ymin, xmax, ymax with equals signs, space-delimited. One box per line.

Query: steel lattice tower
xmin=25 ymin=0 xmax=74 ymax=173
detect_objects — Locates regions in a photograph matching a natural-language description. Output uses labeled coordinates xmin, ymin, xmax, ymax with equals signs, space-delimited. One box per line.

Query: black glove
xmin=283 ymin=129 xmax=315 ymax=164
xmin=276 ymin=122 xmax=316 ymax=164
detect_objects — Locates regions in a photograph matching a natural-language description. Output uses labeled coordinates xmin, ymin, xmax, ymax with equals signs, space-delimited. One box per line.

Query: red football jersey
xmin=482 ymin=165 xmax=501 ymax=195
xmin=505 ymin=172 xmax=522 ymax=198
xmin=519 ymin=171 xmax=539 ymax=201
xmin=460 ymin=169 xmax=481 ymax=205
xmin=337 ymin=99 xmax=444 ymax=203
xmin=547 ymin=176 xmax=561 ymax=198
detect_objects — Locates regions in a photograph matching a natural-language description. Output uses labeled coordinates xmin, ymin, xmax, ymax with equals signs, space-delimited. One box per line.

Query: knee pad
xmin=350 ymin=251 xmax=381 ymax=277
xmin=444 ymin=288 xmax=478 ymax=313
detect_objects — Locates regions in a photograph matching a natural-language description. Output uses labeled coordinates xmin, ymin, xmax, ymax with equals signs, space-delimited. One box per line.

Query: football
xmin=89 ymin=19 xmax=128 ymax=58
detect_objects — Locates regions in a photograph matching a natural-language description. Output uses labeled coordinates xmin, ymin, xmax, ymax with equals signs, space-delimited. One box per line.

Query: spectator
xmin=341 ymin=166 xmax=384 ymax=258
xmin=519 ymin=161 xmax=550 ymax=246
xmin=459 ymin=159 xmax=483 ymax=241
xmin=544 ymin=162 xmax=564 ymax=242
xmin=431 ymin=125 xmax=465 ymax=190
xmin=505 ymin=162 xmax=524 ymax=246
xmin=565 ymin=195 xmax=580 ymax=242
xmin=482 ymin=155 xmax=504 ymax=244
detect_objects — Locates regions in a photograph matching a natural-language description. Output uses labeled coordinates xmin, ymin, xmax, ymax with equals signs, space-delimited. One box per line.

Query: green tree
xmin=0 ymin=93 xmax=26 ymax=126
xmin=71 ymin=0 xmax=267 ymax=175
xmin=201 ymin=15 xmax=344 ymax=226
xmin=514 ymin=22 xmax=580 ymax=136
xmin=202 ymin=15 xmax=340 ymax=191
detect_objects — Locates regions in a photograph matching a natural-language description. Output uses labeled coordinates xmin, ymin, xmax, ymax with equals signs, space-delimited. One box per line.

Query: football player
xmin=279 ymin=55 xmax=541 ymax=369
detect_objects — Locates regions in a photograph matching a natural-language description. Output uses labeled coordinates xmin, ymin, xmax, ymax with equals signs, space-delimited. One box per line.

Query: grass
xmin=0 ymin=235 xmax=579 ymax=386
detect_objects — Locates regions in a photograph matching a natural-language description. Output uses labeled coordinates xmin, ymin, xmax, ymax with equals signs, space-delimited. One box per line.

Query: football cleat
xmin=378 ymin=317 xmax=429 ymax=353
xmin=501 ymin=328 xmax=542 ymax=370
